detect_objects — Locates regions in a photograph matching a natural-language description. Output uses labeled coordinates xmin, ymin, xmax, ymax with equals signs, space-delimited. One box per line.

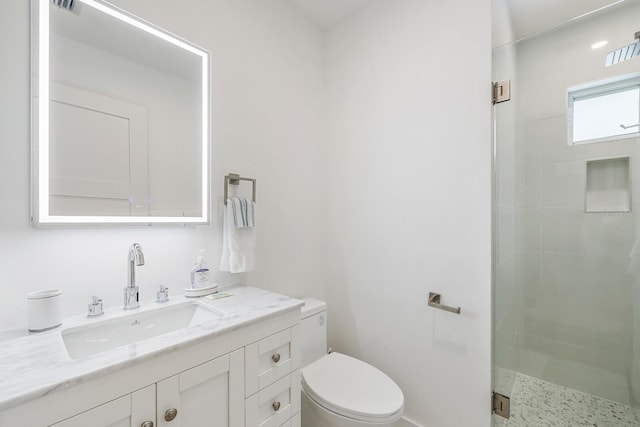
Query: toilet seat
xmin=301 ymin=352 xmax=404 ymax=424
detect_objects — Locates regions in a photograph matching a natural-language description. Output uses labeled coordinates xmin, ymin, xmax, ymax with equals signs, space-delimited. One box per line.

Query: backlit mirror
xmin=31 ymin=0 xmax=210 ymax=225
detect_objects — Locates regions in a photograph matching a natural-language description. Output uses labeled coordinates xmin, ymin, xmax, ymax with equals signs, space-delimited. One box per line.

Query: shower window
xmin=568 ymin=74 xmax=640 ymax=145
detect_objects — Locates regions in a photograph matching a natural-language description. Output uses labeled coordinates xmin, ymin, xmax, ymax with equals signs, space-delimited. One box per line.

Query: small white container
xmin=28 ymin=289 xmax=62 ymax=332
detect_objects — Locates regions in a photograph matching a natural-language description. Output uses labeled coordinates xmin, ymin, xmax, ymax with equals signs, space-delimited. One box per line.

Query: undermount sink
xmin=62 ymin=302 xmax=222 ymax=359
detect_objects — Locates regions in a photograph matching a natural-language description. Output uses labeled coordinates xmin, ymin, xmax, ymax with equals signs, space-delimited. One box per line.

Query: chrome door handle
xmin=141 ymin=422 xmax=154 ymax=427
xmin=272 ymin=353 xmax=281 ymax=363
xmin=427 ymin=292 xmax=461 ymax=314
xmin=272 ymin=401 xmax=281 ymax=411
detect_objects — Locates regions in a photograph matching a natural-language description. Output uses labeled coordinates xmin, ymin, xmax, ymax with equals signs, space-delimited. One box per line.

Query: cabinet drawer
xmin=246 ymin=326 xmax=299 ymax=396
xmin=246 ymin=370 xmax=300 ymax=427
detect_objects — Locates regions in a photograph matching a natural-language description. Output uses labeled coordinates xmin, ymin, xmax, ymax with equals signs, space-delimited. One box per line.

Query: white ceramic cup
xmin=28 ymin=289 xmax=62 ymax=332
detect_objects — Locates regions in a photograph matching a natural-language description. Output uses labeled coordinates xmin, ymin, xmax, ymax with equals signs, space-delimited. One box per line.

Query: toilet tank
xmin=300 ymin=297 xmax=327 ymax=367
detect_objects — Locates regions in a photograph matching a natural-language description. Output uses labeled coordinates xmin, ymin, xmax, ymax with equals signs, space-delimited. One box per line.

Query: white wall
xmin=324 ymin=1 xmax=492 ymax=426
xmin=0 ymin=0 xmax=327 ymax=330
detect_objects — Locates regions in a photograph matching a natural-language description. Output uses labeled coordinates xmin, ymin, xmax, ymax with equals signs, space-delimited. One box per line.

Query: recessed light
xmin=591 ymin=40 xmax=609 ymax=49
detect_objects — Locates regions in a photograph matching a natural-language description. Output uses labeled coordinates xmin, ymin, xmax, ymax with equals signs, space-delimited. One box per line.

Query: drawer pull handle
xmin=272 ymin=401 xmax=281 ymax=411
xmin=141 ymin=422 xmax=154 ymax=427
xmin=165 ymin=408 xmax=178 ymax=422
xmin=272 ymin=353 xmax=281 ymax=363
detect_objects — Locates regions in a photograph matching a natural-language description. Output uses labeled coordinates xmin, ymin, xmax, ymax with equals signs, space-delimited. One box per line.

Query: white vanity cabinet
xmin=0 ymin=298 xmax=301 ymax=427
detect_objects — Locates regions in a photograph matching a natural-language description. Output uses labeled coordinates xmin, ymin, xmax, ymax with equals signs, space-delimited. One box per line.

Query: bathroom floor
xmin=494 ymin=373 xmax=640 ymax=426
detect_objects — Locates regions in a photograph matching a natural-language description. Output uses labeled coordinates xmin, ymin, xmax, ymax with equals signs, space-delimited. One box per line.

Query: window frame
xmin=567 ymin=73 xmax=640 ymax=146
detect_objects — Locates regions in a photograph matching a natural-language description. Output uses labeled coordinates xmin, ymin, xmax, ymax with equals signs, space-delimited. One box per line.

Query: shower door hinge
xmin=492 ymin=392 xmax=510 ymax=419
xmin=493 ymin=80 xmax=511 ymax=104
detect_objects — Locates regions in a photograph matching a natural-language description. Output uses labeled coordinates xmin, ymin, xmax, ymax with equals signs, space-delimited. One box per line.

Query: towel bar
xmin=427 ymin=292 xmax=461 ymax=315
xmin=224 ymin=173 xmax=256 ymax=205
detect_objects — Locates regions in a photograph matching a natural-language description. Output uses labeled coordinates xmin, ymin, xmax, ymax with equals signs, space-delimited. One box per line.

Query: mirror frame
xmin=31 ymin=0 xmax=211 ymax=225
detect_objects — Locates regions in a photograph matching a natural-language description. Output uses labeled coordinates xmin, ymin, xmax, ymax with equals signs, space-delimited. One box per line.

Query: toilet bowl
xmin=300 ymin=298 xmax=404 ymax=427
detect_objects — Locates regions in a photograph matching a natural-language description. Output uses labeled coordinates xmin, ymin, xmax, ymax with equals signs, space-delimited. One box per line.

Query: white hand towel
xmin=220 ymin=199 xmax=256 ymax=273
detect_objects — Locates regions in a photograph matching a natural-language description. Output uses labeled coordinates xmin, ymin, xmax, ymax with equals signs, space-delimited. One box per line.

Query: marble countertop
xmin=0 ymin=285 xmax=303 ymax=412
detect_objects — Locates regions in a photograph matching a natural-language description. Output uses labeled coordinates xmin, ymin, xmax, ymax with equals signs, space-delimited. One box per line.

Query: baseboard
xmin=393 ymin=415 xmax=423 ymax=427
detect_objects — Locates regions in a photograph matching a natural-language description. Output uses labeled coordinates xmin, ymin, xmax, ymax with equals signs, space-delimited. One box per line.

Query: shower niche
xmin=585 ymin=156 xmax=631 ymax=213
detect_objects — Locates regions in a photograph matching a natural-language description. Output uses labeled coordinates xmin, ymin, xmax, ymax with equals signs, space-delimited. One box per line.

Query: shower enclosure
xmin=493 ymin=1 xmax=640 ymax=425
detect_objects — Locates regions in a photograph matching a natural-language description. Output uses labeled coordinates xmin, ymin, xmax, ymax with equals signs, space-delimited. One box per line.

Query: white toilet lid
xmin=302 ymin=352 xmax=404 ymax=423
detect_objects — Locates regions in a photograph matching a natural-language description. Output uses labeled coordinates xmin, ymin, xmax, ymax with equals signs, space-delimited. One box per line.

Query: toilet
xmin=300 ymin=298 xmax=404 ymax=427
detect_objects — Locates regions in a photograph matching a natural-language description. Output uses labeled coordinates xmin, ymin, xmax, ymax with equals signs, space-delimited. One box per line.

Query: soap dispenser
xmin=191 ymin=249 xmax=209 ymax=288
xmin=185 ymin=250 xmax=218 ymax=297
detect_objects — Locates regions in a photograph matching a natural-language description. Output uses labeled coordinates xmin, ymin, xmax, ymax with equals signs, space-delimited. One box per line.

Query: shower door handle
xmin=427 ymin=292 xmax=461 ymax=315
xmin=620 ymin=123 xmax=639 ymax=129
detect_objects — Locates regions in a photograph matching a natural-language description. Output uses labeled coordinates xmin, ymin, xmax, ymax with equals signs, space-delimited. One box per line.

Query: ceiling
xmin=284 ymin=0 xmax=637 ymax=38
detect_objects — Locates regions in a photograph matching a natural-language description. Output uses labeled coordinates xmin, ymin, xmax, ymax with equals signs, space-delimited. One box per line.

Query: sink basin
xmin=62 ymin=302 xmax=222 ymax=359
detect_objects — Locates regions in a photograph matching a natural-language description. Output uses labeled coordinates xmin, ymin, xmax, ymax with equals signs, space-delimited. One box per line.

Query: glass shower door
xmin=493 ymin=1 xmax=640 ymax=425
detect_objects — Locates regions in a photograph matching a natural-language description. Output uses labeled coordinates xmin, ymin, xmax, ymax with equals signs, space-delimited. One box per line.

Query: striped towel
xmin=229 ymin=197 xmax=255 ymax=228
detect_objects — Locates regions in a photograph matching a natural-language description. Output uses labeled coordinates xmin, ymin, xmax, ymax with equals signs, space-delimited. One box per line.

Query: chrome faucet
xmin=123 ymin=243 xmax=144 ymax=310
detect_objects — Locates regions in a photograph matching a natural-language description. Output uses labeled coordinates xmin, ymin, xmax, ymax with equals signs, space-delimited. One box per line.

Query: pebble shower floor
xmin=494 ymin=373 xmax=640 ymax=426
